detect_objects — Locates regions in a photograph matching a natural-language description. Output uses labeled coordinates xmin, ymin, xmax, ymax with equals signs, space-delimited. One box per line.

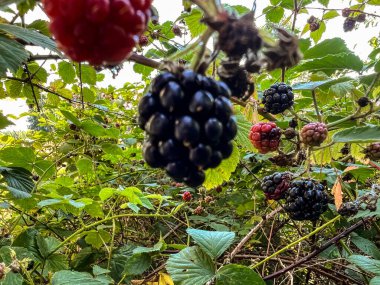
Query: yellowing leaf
xmin=158 ymin=272 xmax=174 ymax=285
xmin=332 ymin=178 xmax=343 ymax=210
xmin=203 ymin=142 xmax=240 ymax=190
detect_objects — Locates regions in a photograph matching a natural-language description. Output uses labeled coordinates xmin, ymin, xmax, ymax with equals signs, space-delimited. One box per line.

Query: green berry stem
xmin=311 ymin=90 xmax=322 ymax=123
xmin=311 ymin=141 xmax=335 ymax=151
xmin=327 ymin=104 xmax=380 ymax=129
xmin=250 ymin=215 xmax=340 ymax=270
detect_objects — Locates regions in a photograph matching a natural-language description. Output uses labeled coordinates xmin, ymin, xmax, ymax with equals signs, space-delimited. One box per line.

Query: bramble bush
xmin=0 ymin=0 xmax=379 ymax=284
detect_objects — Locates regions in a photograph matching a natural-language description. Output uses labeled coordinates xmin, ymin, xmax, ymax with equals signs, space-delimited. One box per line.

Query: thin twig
xmin=311 ymin=90 xmax=322 ymax=122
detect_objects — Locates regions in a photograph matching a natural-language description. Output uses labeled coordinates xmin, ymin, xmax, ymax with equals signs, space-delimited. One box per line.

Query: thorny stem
xmin=311 ymin=90 xmax=322 ymax=122
xmin=250 ymin=215 xmax=340 ymax=270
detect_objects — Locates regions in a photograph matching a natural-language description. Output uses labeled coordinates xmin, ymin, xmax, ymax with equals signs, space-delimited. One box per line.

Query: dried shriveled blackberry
xmin=218 ymin=60 xmax=254 ymax=101
xmin=204 ymin=12 xmax=262 ymax=58
xmin=262 ymin=28 xmax=302 ymax=71
xmin=284 ymin=179 xmax=329 ymax=221
xmin=364 ymin=143 xmax=380 ymax=161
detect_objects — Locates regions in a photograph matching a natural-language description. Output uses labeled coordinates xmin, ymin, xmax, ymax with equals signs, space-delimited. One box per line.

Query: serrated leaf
xmin=58 ymin=61 xmax=76 ymax=84
xmin=235 ymin=114 xmax=254 ymax=151
xmin=322 ymin=10 xmax=339 ymax=20
xmin=216 ymin=264 xmax=265 ymax=285
xmin=303 ymin=38 xmax=351 ymax=59
xmin=36 ymin=235 xmax=61 ymax=258
xmin=292 ymin=77 xmax=352 ymax=91
xmin=166 ymin=246 xmax=215 ymax=285
xmin=183 ymin=9 xmax=207 ymax=38
xmin=187 ymin=229 xmax=235 ymax=259
xmin=203 ymin=143 xmax=239 ymax=190
xmin=0 ymin=166 xmax=34 ymax=198
xmin=52 ymin=270 xmax=112 ymax=285
xmin=77 ymin=64 xmax=97 ymax=85
xmin=351 ymin=234 xmax=380 ymax=260
xmin=85 ymin=230 xmax=111 ymax=250
xmin=292 ymin=52 xmax=363 ymax=75
xmin=348 ymin=255 xmax=380 ymax=275
xmin=0 ymin=35 xmax=29 ymax=75
xmin=333 ymin=126 xmax=380 ymax=143
xmin=123 ymin=253 xmax=151 ymax=276
xmin=264 ymin=6 xmax=284 ymax=23
xmin=1 ymin=272 xmax=23 ymax=285
xmin=0 ymin=23 xmax=58 ymax=53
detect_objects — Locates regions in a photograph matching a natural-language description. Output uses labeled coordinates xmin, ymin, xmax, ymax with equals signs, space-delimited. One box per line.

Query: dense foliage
xmin=0 ymin=0 xmax=379 ymax=284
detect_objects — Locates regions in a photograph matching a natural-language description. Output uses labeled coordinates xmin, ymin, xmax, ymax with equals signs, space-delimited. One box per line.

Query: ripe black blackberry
xmin=338 ymin=201 xmax=359 ymax=217
xmin=289 ymin=118 xmax=298 ymax=128
xmin=357 ymin=97 xmax=370 ymax=107
xmin=138 ymin=69 xmax=236 ymax=188
xmin=262 ymin=83 xmax=294 ymax=114
xmin=284 ymin=179 xmax=329 ymax=221
xmin=343 ymin=18 xmax=356 ymax=32
xmin=261 ymin=172 xmax=292 ymax=200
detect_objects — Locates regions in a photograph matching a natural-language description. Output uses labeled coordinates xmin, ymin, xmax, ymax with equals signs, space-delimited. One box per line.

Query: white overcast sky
xmin=0 ymin=0 xmax=379 ymax=130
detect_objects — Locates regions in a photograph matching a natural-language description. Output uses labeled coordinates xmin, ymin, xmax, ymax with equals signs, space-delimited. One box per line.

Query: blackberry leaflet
xmin=138 ymin=69 xmax=236 ymax=188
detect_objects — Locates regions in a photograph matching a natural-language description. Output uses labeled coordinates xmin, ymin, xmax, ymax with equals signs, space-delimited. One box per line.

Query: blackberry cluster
xmin=300 ymin=122 xmax=328 ymax=147
xmin=262 ymin=83 xmax=294 ymax=114
xmin=249 ymin=122 xmax=281 ymax=154
xmin=43 ymin=0 xmax=151 ymax=65
xmin=261 ymin=172 xmax=292 ymax=200
xmin=284 ymin=179 xmax=329 ymax=221
xmin=138 ymin=70 xmax=237 ymax=188
xmin=364 ymin=143 xmax=380 ymax=161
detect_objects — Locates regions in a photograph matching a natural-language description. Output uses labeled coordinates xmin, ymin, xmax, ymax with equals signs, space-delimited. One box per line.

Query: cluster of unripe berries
xmin=261 ymin=173 xmax=329 ymax=221
xmin=138 ymin=70 xmax=237 ymax=187
xmin=43 ymin=0 xmax=152 ymax=65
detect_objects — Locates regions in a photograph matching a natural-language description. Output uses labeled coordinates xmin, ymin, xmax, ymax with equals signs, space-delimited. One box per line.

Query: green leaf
xmin=133 ymin=63 xmax=154 ymax=77
xmin=44 ymin=253 xmax=69 ymax=274
xmin=0 ymin=112 xmax=14 ymax=130
xmin=0 ymin=167 xmax=34 ymax=198
xmin=203 ymin=143 xmax=239 ymax=190
xmin=318 ymin=0 xmax=329 ymax=7
xmin=1 ymin=272 xmax=23 ymax=285
xmin=85 ymin=230 xmax=111 ymax=249
xmin=348 ymin=255 xmax=380 ymax=275
xmin=166 ymin=246 xmax=215 ymax=285
xmin=58 ymin=62 xmax=76 ymax=84
xmin=0 ymin=147 xmax=35 ymax=168
xmin=60 ymin=110 xmax=81 ymax=126
xmin=371 ymin=277 xmax=380 ymax=285
xmin=235 ymin=114 xmax=254 ymax=151
xmin=264 ymin=6 xmax=284 ymax=23
xmin=77 ymin=64 xmax=97 ymax=85
xmin=36 ymin=236 xmax=61 ymax=258
xmin=332 ymin=126 xmax=380 ymax=143
xmin=93 ymin=266 xmax=110 ymax=276
xmin=52 ymin=270 xmax=112 ymax=285
xmin=186 ymin=229 xmax=235 ymax=259
xmin=303 ymin=38 xmax=351 ymax=59
xmin=27 ymin=19 xmax=50 ymax=36
xmin=123 ymin=253 xmax=151 ymax=276
xmin=351 ymin=234 xmax=380 ymax=260
xmin=183 ymin=9 xmax=207 ymax=38
xmin=0 ymin=23 xmax=58 ymax=53
xmin=292 ymin=77 xmax=352 ymax=91
xmin=310 ymin=20 xmax=325 ymax=43
xmin=133 ymin=240 xmax=165 ymax=255
xmin=322 ymin=10 xmax=339 ymax=20
xmin=0 ymin=35 xmax=29 ymax=75
xmin=76 ymin=158 xmax=93 ymax=176
xmin=292 ymin=53 xmax=363 ymax=75
xmin=216 ymin=264 xmax=265 ymax=285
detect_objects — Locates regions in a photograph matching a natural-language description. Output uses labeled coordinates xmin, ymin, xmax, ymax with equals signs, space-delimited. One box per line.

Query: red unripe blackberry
xmin=182 ymin=191 xmax=192 ymax=202
xmin=193 ymin=205 xmax=204 ymax=215
xmin=172 ymin=25 xmax=182 ymax=37
xmin=284 ymin=179 xmax=329 ymax=221
xmin=342 ymin=8 xmax=351 ymax=17
xmin=249 ymin=122 xmax=281 ymax=154
xmin=364 ymin=143 xmax=380 ymax=161
xmin=309 ymin=22 xmax=320 ymax=32
xmin=261 ymin=172 xmax=292 ymax=200
xmin=356 ymin=13 xmax=366 ymax=22
xmin=343 ymin=18 xmax=356 ymax=32
xmin=300 ymin=122 xmax=328 ymax=147
xmin=42 ymin=0 xmax=152 ymax=65
xmin=139 ymin=35 xmax=149 ymax=46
